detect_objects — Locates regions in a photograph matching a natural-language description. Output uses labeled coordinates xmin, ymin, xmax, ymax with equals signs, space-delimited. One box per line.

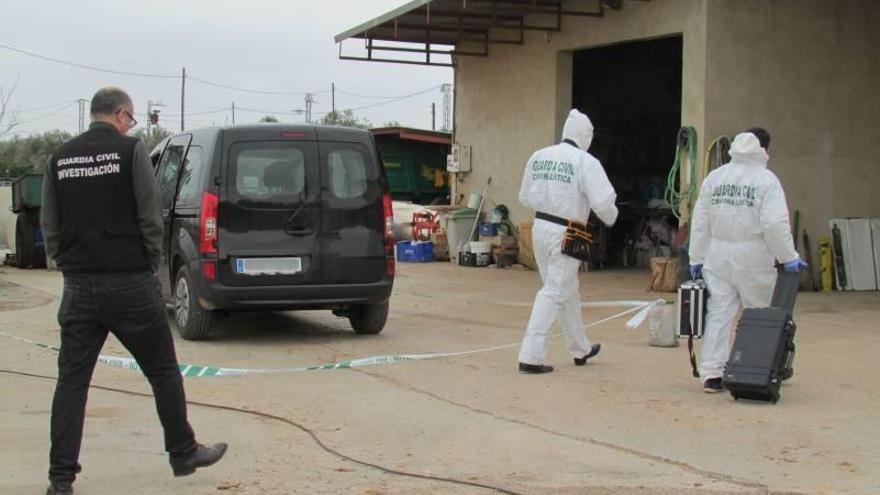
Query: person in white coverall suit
xmin=517 ymin=109 xmax=619 ymax=374
xmin=688 ymin=129 xmax=806 ymax=393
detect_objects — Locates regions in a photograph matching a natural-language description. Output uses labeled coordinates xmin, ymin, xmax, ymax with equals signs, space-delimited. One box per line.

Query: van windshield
xmin=229 ymin=142 xmax=308 ymax=208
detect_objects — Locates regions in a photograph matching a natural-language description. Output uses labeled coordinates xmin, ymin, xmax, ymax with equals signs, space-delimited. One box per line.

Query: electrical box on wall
xmin=447 ymin=143 xmax=471 ymax=173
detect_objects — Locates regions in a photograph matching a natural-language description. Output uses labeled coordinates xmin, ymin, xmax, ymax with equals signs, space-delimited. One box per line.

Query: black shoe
xmin=518 ymin=362 xmax=554 ymax=374
xmin=171 ymin=442 xmax=228 ymax=477
xmin=46 ymin=482 xmax=73 ymax=495
xmin=703 ymin=378 xmax=724 ymax=394
xmin=574 ymin=343 xmax=602 ymax=366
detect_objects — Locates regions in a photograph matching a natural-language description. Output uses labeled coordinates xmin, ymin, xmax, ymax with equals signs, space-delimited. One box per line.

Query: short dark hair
xmin=90 ymin=87 xmax=132 ymax=117
xmin=745 ymin=127 xmax=771 ymax=149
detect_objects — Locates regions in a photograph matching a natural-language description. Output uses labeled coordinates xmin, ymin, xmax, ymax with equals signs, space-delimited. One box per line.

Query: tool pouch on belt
xmin=561 ymin=220 xmax=594 ymax=262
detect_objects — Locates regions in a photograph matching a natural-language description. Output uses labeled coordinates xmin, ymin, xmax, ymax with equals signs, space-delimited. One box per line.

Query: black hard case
xmin=723 ymin=270 xmax=799 ymax=403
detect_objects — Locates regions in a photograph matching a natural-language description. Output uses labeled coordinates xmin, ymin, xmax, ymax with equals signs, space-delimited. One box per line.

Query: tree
xmin=321 ymin=109 xmax=372 ymax=129
xmin=259 ymin=115 xmax=279 ymax=123
xmin=382 ymin=120 xmax=402 ymax=128
xmin=0 ymin=80 xmax=20 ymax=138
xmin=0 ymin=130 xmax=73 ymax=178
xmin=132 ymin=127 xmax=171 ymax=150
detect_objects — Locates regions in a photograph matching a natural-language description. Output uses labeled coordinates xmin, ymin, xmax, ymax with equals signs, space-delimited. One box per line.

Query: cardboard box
xmin=478 ymin=235 xmax=517 ymax=247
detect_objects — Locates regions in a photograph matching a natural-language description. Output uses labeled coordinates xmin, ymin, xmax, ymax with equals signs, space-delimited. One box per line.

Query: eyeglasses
xmin=118 ymin=109 xmax=138 ymax=129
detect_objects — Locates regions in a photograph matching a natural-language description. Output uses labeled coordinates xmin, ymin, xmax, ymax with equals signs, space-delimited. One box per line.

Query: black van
xmin=150 ymin=125 xmax=395 ymax=340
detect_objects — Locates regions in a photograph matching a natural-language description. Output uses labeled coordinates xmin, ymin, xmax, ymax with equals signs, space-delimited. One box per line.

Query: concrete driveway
xmin=1 ymin=263 xmax=877 ymax=494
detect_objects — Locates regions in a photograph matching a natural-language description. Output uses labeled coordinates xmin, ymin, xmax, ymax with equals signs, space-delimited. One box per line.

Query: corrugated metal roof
xmin=335 ymin=1 xmax=635 ymax=67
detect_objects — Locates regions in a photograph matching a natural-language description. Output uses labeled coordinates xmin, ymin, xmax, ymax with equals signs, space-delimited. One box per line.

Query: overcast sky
xmin=0 ymin=0 xmax=453 ymax=138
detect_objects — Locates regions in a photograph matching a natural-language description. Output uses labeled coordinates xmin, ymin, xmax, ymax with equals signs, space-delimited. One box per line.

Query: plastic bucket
xmin=469 ymin=241 xmax=491 ymax=267
xmin=648 ymin=305 xmax=677 ymax=347
xmin=467 ymin=192 xmax=482 ymax=209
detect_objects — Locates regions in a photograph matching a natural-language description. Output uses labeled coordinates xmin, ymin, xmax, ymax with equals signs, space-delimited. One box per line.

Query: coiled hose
xmin=665 ymin=126 xmax=699 ymax=222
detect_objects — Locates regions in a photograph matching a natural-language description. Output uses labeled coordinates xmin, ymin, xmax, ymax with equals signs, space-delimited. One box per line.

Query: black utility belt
xmin=535 ymin=212 xmax=594 ymax=262
xmin=535 ymin=211 xmax=569 ymax=226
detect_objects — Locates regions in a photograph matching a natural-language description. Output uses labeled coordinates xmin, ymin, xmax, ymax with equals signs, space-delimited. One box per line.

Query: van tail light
xmin=200 ymin=192 xmax=219 ymax=254
xmin=382 ymin=192 xmax=395 ymax=277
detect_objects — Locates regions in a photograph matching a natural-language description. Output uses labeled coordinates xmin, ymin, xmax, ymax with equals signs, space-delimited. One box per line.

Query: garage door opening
xmin=572 ymin=35 xmax=682 ymax=270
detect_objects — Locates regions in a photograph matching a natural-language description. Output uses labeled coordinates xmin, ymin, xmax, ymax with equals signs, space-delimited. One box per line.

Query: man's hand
xmin=690 ymin=264 xmax=703 ymax=280
xmin=783 ymin=259 xmax=808 ymax=273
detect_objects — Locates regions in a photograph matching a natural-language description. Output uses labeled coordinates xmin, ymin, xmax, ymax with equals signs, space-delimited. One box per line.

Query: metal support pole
xmin=180 ymin=67 xmax=186 ymax=132
xmin=77 ymin=98 xmax=87 ymax=133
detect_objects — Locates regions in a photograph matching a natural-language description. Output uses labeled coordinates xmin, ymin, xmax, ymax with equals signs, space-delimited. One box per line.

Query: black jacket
xmin=41 ymin=122 xmax=163 ymax=273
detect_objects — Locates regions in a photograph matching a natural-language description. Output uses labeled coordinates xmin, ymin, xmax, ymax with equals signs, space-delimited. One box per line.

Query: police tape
xmin=0 ymin=300 xmax=666 ymax=378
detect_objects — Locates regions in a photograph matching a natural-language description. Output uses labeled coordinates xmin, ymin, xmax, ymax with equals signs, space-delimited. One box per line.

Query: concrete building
xmin=337 ymin=0 xmax=880 ymax=269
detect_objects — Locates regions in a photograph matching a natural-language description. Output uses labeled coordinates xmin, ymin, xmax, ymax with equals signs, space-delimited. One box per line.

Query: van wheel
xmin=349 ymin=301 xmax=389 ymax=335
xmin=15 ymin=214 xmax=35 ymax=268
xmin=174 ymin=266 xmax=213 ymax=340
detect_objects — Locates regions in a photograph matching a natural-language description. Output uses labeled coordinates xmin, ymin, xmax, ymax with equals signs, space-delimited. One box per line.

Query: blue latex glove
xmin=783 ymin=259 xmax=808 ymax=273
xmin=689 ymin=264 xmax=703 ymax=280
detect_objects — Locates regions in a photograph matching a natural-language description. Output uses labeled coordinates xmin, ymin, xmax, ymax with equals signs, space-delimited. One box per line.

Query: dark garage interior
xmin=572 ymin=35 xmax=683 ymax=269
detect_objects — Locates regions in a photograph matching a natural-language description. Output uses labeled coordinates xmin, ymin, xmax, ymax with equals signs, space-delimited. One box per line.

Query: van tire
xmin=174 ymin=266 xmax=213 ymax=340
xmin=349 ymin=301 xmax=389 ymax=334
xmin=15 ymin=213 xmax=35 ymax=268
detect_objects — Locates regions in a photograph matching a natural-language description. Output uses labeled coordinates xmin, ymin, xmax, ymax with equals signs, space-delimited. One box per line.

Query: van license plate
xmin=236 ymin=257 xmax=302 ymax=275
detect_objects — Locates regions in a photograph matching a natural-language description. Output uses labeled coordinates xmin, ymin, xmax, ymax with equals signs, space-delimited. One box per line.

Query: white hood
xmin=729 ymin=132 xmax=769 ymax=166
xmin=562 ymin=109 xmax=594 ymax=150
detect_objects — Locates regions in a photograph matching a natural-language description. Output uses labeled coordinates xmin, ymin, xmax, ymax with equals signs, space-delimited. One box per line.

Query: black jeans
xmin=49 ymin=271 xmax=197 ymax=484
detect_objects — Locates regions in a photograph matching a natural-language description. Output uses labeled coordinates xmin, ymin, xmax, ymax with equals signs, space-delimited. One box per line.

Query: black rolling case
xmin=723 ymin=269 xmax=799 ymax=403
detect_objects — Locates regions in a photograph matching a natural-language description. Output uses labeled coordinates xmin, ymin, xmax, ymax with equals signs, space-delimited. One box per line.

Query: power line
xmin=15 ymin=99 xmax=80 ymax=113
xmin=0 ymin=43 xmax=178 ymax=79
xmin=187 ymin=76 xmax=327 ymax=97
xmin=347 ymin=85 xmax=443 ymax=112
xmin=162 ymin=107 xmax=229 ymax=118
xmin=0 ymin=43 xmax=329 ymax=96
xmin=336 ymin=88 xmax=405 ymax=100
xmin=16 ymin=102 xmax=77 ymax=126
xmin=336 ymin=86 xmax=446 ymax=100
xmin=234 ymin=106 xmax=301 ymax=116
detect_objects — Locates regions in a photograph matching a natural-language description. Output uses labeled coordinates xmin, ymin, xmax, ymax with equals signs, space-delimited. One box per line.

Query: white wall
xmin=704 ymin=0 xmax=880 ymax=266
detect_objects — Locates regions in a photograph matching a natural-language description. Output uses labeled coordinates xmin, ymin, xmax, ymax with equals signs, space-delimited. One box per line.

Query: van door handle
xmin=284 ymin=227 xmax=313 ymax=236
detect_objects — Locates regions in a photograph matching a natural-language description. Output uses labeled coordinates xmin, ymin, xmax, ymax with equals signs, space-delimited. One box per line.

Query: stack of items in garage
xmin=477 ymin=206 xmax=519 ymax=267
xmin=396 ymin=211 xmax=439 ymax=263
xmin=432 ymin=231 xmax=449 ymax=261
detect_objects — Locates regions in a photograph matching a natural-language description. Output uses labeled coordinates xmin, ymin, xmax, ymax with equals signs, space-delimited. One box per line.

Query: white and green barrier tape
xmin=0 ymin=299 xmax=667 ymax=378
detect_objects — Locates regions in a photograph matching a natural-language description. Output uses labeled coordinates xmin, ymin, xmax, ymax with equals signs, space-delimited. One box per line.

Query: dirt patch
xmin=0 ymin=278 xmax=55 ymax=311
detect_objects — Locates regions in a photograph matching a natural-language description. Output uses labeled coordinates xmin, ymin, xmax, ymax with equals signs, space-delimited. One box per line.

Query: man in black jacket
xmin=40 ymin=87 xmax=226 ymax=495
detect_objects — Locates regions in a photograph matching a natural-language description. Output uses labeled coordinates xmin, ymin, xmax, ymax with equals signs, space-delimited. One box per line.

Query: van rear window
xmin=327 ymin=149 xmax=368 ymax=199
xmin=229 ymin=142 xmax=309 ymax=208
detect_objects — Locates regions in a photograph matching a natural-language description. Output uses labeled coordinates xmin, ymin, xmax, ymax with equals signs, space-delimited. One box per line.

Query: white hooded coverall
xmin=518 ymin=110 xmax=619 ymax=365
xmin=689 ymin=132 xmax=799 ymax=381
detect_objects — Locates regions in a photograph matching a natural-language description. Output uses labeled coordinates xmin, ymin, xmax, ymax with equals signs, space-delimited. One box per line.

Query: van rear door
xmin=319 ymin=139 xmax=386 ymax=284
xmin=217 ymin=132 xmax=321 ymax=286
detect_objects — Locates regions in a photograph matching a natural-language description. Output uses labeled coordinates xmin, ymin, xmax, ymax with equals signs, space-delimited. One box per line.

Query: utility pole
xmin=431 ymin=103 xmax=436 ymax=131
xmin=147 ymin=100 xmax=166 ymax=138
xmin=77 ymin=98 xmax=87 ymax=133
xmin=331 ymin=83 xmax=336 ymax=117
xmin=304 ymin=93 xmax=315 ymax=124
xmin=441 ymin=83 xmax=452 ymax=131
xmin=231 ymin=102 xmax=235 ymax=125
xmin=180 ymin=67 xmax=186 ymax=131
